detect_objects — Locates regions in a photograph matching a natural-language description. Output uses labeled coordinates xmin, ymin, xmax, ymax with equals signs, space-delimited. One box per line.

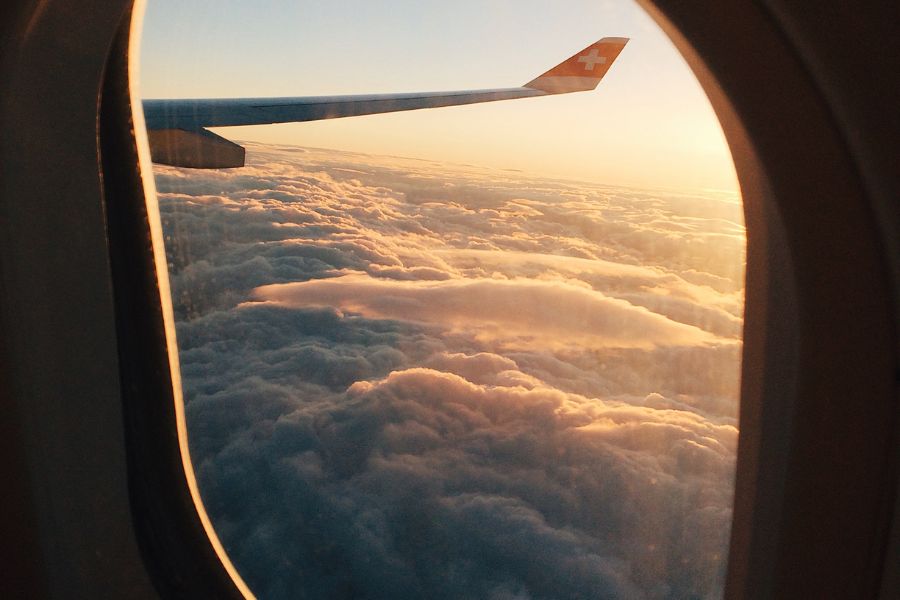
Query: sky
xmin=139 ymin=0 xmax=739 ymax=192
xmin=154 ymin=145 xmax=744 ymax=599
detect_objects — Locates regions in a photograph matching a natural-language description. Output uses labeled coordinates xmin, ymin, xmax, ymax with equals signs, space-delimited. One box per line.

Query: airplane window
xmin=138 ymin=1 xmax=745 ymax=598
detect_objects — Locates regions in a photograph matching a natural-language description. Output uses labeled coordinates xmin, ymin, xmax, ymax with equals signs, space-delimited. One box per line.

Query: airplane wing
xmin=142 ymin=37 xmax=628 ymax=169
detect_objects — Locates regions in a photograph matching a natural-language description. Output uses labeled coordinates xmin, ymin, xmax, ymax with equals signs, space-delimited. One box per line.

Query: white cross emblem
xmin=577 ymin=49 xmax=607 ymax=71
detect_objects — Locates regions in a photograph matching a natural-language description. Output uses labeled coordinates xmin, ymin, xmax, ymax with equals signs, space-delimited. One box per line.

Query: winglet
xmin=525 ymin=37 xmax=629 ymax=94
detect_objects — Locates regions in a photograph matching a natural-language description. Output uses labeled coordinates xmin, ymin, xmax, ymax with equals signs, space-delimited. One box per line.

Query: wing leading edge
xmin=143 ymin=37 xmax=628 ymax=168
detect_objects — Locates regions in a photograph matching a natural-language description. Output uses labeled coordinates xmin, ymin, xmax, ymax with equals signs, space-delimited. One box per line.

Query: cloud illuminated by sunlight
xmin=252 ymin=272 xmax=722 ymax=350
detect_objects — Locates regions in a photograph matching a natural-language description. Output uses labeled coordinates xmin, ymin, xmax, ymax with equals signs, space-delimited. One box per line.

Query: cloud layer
xmin=157 ymin=143 xmax=745 ymax=599
xmin=254 ymin=272 xmax=719 ymax=350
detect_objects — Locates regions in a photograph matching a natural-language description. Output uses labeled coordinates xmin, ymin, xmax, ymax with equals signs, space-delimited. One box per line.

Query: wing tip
xmin=524 ymin=37 xmax=629 ymax=94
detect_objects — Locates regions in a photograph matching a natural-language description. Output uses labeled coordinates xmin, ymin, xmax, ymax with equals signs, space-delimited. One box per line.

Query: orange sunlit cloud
xmin=252 ymin=273 xmax=722 ymax=350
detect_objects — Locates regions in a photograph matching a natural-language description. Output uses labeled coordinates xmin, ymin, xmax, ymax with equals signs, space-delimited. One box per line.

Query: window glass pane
xmin=140 ymin=2 xmax=745 ymax=598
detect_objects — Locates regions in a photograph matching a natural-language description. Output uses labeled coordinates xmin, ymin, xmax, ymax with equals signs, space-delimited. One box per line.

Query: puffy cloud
xmin=191 ymin=365 xmax=734 ymax=599
xmin=155 ymin=144 xmax=745 ymax=599
xmin=423 ymin=351 xmax=543 ymax=388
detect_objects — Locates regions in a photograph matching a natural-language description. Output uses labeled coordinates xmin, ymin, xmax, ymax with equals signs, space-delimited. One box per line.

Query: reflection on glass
xmin=143 ymin=2 xmax=745 ymax=598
